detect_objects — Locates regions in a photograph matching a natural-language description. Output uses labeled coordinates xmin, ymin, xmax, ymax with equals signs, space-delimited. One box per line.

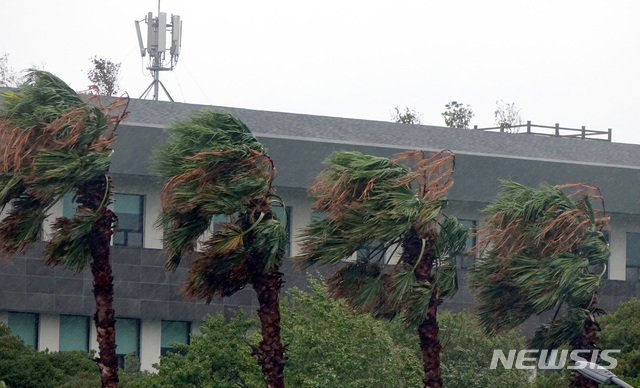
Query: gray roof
xmin=122 ymin=98 xmax=640 ymax=170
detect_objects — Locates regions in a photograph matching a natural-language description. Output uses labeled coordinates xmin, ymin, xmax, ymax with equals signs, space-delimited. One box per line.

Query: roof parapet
xmin=474 ymin=121 xmax=611 ymax=142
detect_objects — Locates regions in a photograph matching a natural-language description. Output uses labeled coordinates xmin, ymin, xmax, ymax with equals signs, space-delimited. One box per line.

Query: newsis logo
xmin=490 ymin=349 xmax=621 ymax=370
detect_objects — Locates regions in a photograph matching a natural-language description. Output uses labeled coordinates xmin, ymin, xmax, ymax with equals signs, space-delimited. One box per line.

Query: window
xmin=626 ymin=232 xmax=640 ymax=280
xmin=64 ymin=192 xmax=144 ymax=248
xmin=161 ymin=321 xmax=190 ymax=356
xmin=63 ymin=192 xmax=77 ymax=218
xmin=212 ymin=206 xmax=291 ymax=255
xmin=8 ymin=312 xmax=38 ymax=348
xmin=212 ymin=214 xmax=231 ymax=232
xmin=59 ymin=315 xmax=90 ymax=351
xmin=357 ymin=241 xmax=387 ymax=263
xmin=115 ymin=318 xmax=140 ymax=369
xmin=113 ymin=194 xmax=144 ymax=247
xmin=458 ymin=219 xmax=477 ymax=269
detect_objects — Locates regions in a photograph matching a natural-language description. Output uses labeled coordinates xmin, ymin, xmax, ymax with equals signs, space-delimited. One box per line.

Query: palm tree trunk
xmin=79 ymin=176 xmax=119 ymax=388
xmin=404 ymin=230 xmax=443 ymax=388
xmin=569 ymin=300 xmax=599 ymax=388
xmin=417 ymin=283 xmax=443 ymax=388
xmin=252 ymin=269 xmax=286 ymax=388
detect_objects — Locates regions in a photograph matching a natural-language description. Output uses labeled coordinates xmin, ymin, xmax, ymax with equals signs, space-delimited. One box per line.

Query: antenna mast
xmin=135 ymin=1 xmax=182 ymax=101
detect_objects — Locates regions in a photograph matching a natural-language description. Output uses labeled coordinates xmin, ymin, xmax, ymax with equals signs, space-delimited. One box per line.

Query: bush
xmin=133 ymin=279 xmax=533 ymax=387
xmin=0 ymin=323 xmax=100 ymax=387
xmin=599 ymin=297 xmax=640 ymax=378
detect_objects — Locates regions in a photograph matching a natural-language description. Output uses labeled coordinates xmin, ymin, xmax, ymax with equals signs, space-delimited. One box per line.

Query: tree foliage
xmin=0 ymin=53 xmax=19 ymax=87
xmin=87 ymin=56 xmax=121 ymax=96
xmin=494 ymin=100 xmax=523 ymax=132
xmin=296 ymin=150 xmax=465 ymax=326
xmin=441 ymin=101 xmax=474 ymax=129
xmin=469 ymin=181 xmax=610 ymax=387
xmin=152 ymin=110 xmax=288 ymax=387
xmin=598 ymin=297 xmax=640 ymax=378
xmin=0 ymin=323 xmax=101 ymax=388
xmin=121 ymin=280 xmax=531 ymax=388
xmin=392 ymin=106 xmax=422 ymax=125
xmin=470 ymin=181 xmax=609 ymax=338
xmin=295 ymin=149 xmax=469 ymax=387
xmin=0 ymin=70 xmax=128 ymax=387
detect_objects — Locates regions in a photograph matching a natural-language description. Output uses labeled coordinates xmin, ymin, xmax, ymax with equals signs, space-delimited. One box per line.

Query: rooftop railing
xmin=473 ymin=121 xmax=611 ymax=142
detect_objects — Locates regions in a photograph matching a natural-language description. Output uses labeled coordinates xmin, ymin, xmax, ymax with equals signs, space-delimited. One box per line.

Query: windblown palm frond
xmin=469 ymin=180 xmax=610 ymax=346
xmin=296 ymin=150 xmax=467 ymax=327
xmin=153 ymin=111 xmax=282 ymax=275
xmin=153 ymin=110 xmax=288 ymax=387
xmin=296 ymin=149 xmax=467 ymax=387
xmin=0 ymin=70 xmax=128 ymax=388
xmin=0 ymin=70 xmax=126 ymax=260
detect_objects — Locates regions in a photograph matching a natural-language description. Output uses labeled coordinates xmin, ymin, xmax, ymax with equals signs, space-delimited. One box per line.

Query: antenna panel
xmin=146 ymin=12 xmax=157 ymax=56
xmin=135 ymin=20 xmax=146 ymax=57
xmin=157 ymin=13 xmax=167 ymax=54
xmin=171 ymin=15 xmax=182 ymax=56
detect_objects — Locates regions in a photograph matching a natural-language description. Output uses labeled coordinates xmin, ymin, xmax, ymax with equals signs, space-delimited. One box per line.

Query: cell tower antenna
xmin=135 ymin=1 xmax=182 ymax=101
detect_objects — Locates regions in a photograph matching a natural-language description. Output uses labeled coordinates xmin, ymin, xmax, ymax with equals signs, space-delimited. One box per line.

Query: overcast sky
xmin=2 ymin=1 xmax=639 ymax=143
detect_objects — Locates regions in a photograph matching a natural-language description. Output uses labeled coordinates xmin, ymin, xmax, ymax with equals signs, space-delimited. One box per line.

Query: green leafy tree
xmin=469 ymin=181 xmax=610 ymax=388
xmin=133 ymin=283 xmax=423 ymax=388
xmin=392 ymin=106 xmax=422 ymax=125
xmin=295 ymin=150 xmax=468 ymax=388
xmin=0 ymin=323 xmax=102 ymax=387
xmin=122 ymin=280 xmax=532 ymax=388
xmin=281 ymin=279 xmax=423 ymax=387
xmin=442 ymin=101 xmax=474 ymax=129
xmin=437 ymin=311 xmax=530 ymax=388
xmin=153 ymin=111 xmax=288 ymax=388
xmin=0 ymin=71 xmax=128 ymax=387
xmin=0 ymin=53 xmax=19 ymax=87
xmin=87 ymin=56 xmax=121 ymax=96
xmin=598 ymin=297 xmax=640 ymax=378
xmin=494 ymin=100 xmax=523 ymax=133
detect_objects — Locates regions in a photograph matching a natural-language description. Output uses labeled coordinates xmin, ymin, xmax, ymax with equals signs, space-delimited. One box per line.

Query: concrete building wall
xmin=2 ymin=163 xmax=640 ymax=372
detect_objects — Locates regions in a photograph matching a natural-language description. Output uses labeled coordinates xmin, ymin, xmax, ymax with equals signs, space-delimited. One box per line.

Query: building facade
xmin=1 ymin=98 xmax=639 ymax=371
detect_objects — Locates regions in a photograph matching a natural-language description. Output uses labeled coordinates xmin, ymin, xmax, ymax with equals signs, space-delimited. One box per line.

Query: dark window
xmin=63 ymin=192 xmax=77 ymax=218
xmin=161 ymin=321 xmax=190 ymax=356
xmin=59 ymin=315 xmax=90 ymax=351
xmin=626 ymin=232 xmax=640 ymax=280
xmin=8 ymin=312 xmax=38 ymax=348
xmin=459 ymin=219 xmax=477 ymax=269
xmin=357 ymin=241 xmax=387 ymax=263
xmin=113 ymin=194 xmax=144 ymax=248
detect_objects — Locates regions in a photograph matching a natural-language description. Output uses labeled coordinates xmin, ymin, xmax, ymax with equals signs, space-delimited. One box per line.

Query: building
xmin=1 ymin=97 xmax=639 ymax=371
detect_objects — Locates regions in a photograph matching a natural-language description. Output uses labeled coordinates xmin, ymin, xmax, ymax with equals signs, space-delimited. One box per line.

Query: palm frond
xmin=0 ymin=70 xmax=127 ymax=266
xmin=470 ymin=180 xmax=610 ymax=343
xmin=45 ymin=206 xmax=97 ymax=273
xmin=153 ymin=110 xmax=288 ymax=302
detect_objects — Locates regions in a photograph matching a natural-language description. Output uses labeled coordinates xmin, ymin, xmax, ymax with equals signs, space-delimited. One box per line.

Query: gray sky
xmin=2 ymin=1 xmax=639 ymax=143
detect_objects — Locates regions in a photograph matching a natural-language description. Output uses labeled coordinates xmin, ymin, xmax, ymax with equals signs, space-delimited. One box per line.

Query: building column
xmin=140 ymin=320 xmax=162 ymax=372
xmin=38 ymin=314 xmax=60 ymax=352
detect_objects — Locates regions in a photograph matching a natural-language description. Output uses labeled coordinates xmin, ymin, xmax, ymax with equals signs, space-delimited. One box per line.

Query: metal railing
xmin=473 ymin=121 xmax=611 ymax=142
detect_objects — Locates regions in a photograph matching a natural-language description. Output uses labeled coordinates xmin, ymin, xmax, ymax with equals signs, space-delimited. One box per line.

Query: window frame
xmin=160 ymin=320 xmax=191 ymax=357
xmin=625 ymin=232 xmax=640 ymax=280
xmin=115 ymin=317 xmax=141 ymax=369
xmin=8 ymin=311 xmax=39 ymax=349
xmin=59 ymin=314 xmax=90 ymax=352
xmin=113 ymin=193 xmax=145 ymax=248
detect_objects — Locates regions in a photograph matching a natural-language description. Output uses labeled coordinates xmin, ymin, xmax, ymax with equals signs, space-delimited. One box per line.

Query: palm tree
xmin=468 ymin=181 xmax=610 ymax=388
xmin=153 ymin=111 xmax=288 ymax=388
xmin=295 ymin=150 xmax=468 ymax=388
xmin=0 ymin=71 xmax=128 ymax=387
